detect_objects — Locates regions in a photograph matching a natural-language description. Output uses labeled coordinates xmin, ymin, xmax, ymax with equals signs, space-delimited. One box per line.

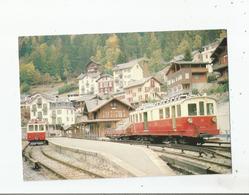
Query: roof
xmin=85 ymin=97 xmax=134 ymax=113
xmin=113 ymin=57 xmax=148 ymax=71
xmin=165 ymin=61 xmax=209 ymax=75
xmin=72 ymin=94 xmax=99 ymax=102
xmin=77 ymin=73 xmax=86 ymax=80
xmin=96 ymin=74 xmax=113 ymax=82
xmin=27 ymin=93 xmax=56 ymax=104
xmin=211 ymin=37 xmax=227 ymax=60
xmin=124 ymin=76 xmax=162 ymax=89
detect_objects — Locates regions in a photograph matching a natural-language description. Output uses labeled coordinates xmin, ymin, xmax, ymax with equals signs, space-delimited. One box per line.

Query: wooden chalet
xmin=165 ymin=61 xmax=209 ymax=97
xmin=211 ymin=37 xmax=228 ymax=83
xmin=70 ymin=97 xmax=134 ymax=139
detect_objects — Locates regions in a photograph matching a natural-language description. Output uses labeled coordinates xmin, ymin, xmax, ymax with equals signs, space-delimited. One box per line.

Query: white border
xmin=0 ymin=0 xmax=249 ymax=193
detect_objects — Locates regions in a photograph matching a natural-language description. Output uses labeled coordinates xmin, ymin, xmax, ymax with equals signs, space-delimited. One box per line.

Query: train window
xmin=207 ymin=103 xmax=214 ymax=115
xmin=39 ymin=125 xmax=44 ymax=131
xmin=139 ymin=113 xmax=142 ymax=122
xmin=159 ymin=109 xmax=164 ymax=119
xmin=165 ymin=107 xmax=170 ymax=118
xmin=150 ymin=111 xmax=153 ymax=120
xmin=199 ymin=101 xmax=205 ymax=115
xmin=35 ymin=125 xmax=39 ymax=131
xmin=177 ymin=105 xmax=181 ymax=117
xmin=28 ymin=125 xmax=33 ymax=131
xmin=136 ymin=114 xmax=138 ymax=123
xmin=188 ymin=104 xmax=197 ymax=116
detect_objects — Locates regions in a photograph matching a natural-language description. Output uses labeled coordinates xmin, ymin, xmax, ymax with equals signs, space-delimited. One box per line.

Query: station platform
xmin=48 ymin=137 xmax=175 ymax=177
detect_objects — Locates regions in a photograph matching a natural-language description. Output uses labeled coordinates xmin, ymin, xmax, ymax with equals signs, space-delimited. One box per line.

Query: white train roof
xmin=134 ymin=94 xmax=217 ymax=112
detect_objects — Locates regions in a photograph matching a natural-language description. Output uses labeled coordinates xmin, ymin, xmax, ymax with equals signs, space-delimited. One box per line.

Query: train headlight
xmin=212 ymin=116 xmax=217 ymax=123
xmin=187 ymin=117 xmax=193 ymax=124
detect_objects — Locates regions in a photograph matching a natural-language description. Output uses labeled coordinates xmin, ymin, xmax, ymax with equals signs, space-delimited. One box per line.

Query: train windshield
xmin=207 ymin=103 xmax=214 ymax=115
xmin=188 ymin=103 xmax=197 ymax=116
xmin=39 ymin=125 xmax=45 ymax=131
xmin=28 ymin=125 xmax=34 ymax=131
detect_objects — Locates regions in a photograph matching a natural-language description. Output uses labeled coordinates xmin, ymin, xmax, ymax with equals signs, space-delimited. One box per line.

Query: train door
xmin=171 ymin=106 xmax=176 ymax=129
xmin=143 ymin=112 xmax=148 ymax=131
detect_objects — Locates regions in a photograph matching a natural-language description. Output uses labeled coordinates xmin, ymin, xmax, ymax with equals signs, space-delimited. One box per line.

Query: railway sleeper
xmin=160 ymin=155 xmax=219 ymax=175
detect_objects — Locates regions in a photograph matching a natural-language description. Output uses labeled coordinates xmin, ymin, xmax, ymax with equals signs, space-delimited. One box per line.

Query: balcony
xmin=213 ymin=64 xmax=228 ymax=72
xmin=167 ymin=69 xmax=191 ymax=87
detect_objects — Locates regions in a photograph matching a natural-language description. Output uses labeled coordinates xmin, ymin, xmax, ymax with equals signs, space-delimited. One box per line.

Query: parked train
xmin=105 ymin=95 xmax=220 ymax=144
xmin=26 ymin=119 xmax=48 ymax=145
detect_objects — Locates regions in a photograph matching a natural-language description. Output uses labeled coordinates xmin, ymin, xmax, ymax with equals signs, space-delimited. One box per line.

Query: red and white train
xmin=26 ymin=119 xmax=48 ymax=145
xmin=105 ymin=95 xmax=220 ymax=144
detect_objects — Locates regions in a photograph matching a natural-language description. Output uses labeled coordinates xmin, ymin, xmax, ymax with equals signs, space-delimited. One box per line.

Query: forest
xmin=19 ymin=29 xmax=226 ymax=93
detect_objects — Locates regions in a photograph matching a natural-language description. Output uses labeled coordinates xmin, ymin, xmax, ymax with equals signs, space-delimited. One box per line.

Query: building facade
xmin=124 ymin=77 xmax=162 ymax=106
xmin=165 ymin=61 xmax=209 ymax=97
xmin=28 ymin=94 xmax=76 ymax=128
xmin=78 ymin=60 xmax=102 ymax=95
xmin=211 ymin=37 xmax=228 ymax=84
xmin=113 ymin=58 xmax=145 ymax=92
xmin=96 ymin=74 xmax=114 ymax=95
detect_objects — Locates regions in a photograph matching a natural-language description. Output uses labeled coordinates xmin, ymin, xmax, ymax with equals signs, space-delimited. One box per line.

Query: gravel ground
xmin=30 ymin=146 xmax=93 ymax=180
xmin=43 ymin=145 xmax=131 ymax=178
xmin=23 ymin=160 xmax=51 ymax=181
xmin=150 ymin=146 xmax=231 ymax=173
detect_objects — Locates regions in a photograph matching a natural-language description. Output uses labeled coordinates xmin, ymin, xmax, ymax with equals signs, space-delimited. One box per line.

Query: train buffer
xmin=23 ymin=152 xmax=40 ymax=170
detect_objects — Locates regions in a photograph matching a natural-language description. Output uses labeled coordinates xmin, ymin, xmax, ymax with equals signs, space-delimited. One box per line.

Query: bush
xmin=58 ymin=83 xmax=78 ymax=94
xmin=21 ymin=82 xmax=30 ymax=93
xmin=207 ymin=74 xmax=217 ymax=83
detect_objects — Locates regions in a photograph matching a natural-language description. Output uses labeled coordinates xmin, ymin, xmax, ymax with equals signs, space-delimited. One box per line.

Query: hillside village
xmin=21 ymin=36 xmax=228 ymax=139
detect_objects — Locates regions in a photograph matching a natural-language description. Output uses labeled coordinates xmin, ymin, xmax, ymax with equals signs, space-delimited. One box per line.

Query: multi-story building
xmin=78 ymin=60 xmax=102 ymax=95
xmin=211 ymin=37 xmax=228 ymax=84
xmin=96 ymin=74 xmax=114 ymax=95
xmin=28 ymin=94 xmax=75 ymax=130
xmin=113 ymin=58 xmax=146 ymax=92
xmin=124 ymin=77 xmax=162 ymax=106
xmin=165 ymin=61 xmax=209 ymax=97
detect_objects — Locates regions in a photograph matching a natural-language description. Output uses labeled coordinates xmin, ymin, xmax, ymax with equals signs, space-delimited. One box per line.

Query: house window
xmin=165 ymin=107 xmax=170 ymax=118
xmin=57 ymin=117 xmax=62 ymax=124
xmin=37 ymin=98 xmax=42 ymax=108
xmin=111 ymin=101 xmax=117 ymax=108
xmin=188 ymin=104 xmax=197 ymax=116
xmin=206 ymin=103 xmax=214 ymax=115
xmin=194 ymin=74 xmax=200 ymax=80
xmin=105 ymin=122 xmax=112 ymax=129
xmin=159 ymin=109 xmax=164 ymax=119
xmin=185 ymin=73 xmax=190 ymax=79
xmin=57 ymin=110 xmax=62 ymax=114
xmin=43 ymin=104 xmax=47 ymax=115
xmin=138 ymin=87 xmax=142 ymax=92
xmin=38 ymin=111 xmax=42 ymax=120
xmin=151 ymin=79 xmax=155 ymax=87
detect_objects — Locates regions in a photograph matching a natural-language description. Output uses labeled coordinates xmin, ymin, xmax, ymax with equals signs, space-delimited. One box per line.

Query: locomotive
xmin=105 ymin=95 xmax=220 ymax=144
xmin=26 ymin=119 xmax=48 ymax=145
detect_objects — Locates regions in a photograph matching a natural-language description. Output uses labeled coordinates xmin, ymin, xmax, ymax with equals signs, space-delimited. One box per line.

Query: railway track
xmin=106 ymin=139 xmax=232 ymax=175
xmin=23 ymin=144 xmax=104 ymax=180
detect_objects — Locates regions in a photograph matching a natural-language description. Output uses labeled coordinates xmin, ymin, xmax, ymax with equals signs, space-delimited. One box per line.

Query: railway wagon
xmin=26 ymin=119 xmax=48 ymax=145
xmin=106 ymin=95 xmax=219 ymax=144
